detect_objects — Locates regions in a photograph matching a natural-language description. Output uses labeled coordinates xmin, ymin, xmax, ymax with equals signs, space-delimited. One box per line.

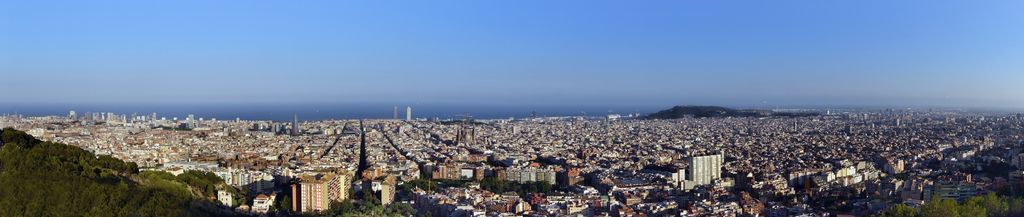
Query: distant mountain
xmin=645 ymin=105 xmax=818 ymax=119
xmin=0 ymin=128 xmax=243 ymax=217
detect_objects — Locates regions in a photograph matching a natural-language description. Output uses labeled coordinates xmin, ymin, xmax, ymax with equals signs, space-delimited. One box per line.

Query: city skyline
xmin=4 ymin=1 xmax=1024 ymax=216
xmin=3 ymin=0 xmax=1024 ymax=108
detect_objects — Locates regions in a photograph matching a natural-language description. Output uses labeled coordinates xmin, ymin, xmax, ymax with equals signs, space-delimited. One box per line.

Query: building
xmin=187 ymin=114 xmax=196 ymax=129
xmin=218 ymin=190 xmax=234 ymax=207
xmin=292 ymin=113 xmax=300 ymax=136
xmin=380 ymin=176 xmax=397 ymax=205
xmin=252 ymin=192 xmax=277 ymax=213
xmin=685 ymin=154 xmax=723 ymax=190
xmin=884 ymin=158 xmax=905 ymax=175
xmin=560 ymin=167 xmax=584 ymax=187
xmin=406 ymin=106 xmax=413 ymax=121
xmin=924 ymin=181 xmax=977 ymax=202
xmin=506 ymin=166 xmax=557 ymax=184
xmin=292 ymin=171 xmax=353 ymax=213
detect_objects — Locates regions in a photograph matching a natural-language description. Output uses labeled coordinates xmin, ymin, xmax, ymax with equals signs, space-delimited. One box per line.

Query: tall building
xmin=684 ymin=154 xmax=723 ymax=190
xmin=406 ymin=106 xmax=413 ymax=121
xmin=393 ymin=106 xmax=399 ymax=119
xmin=380 ymin=175 xmax=397 ymax=205
xmin=187 ymin=114 xmax=196 ymax=129
xmin=68 ymin=110 xmax=76 ymax=119
xmin=291 ymin=171 xmax=353 ymax=213
xmin=292 ymin=113 xmax=300 ymax=136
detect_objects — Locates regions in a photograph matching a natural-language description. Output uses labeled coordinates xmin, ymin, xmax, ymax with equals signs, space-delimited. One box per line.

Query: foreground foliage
xmin=876 ymin=192 xmax=1023 ymax=217
xmin=0 ymin=128 xmax=239 ymax=217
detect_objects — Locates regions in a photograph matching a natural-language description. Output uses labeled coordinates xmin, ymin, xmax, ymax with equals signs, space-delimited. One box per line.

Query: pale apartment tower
xmin=406 ymin=106 xmax=412 ymax=121
xmin=393 ymin=106 xmax=399 ymax=119
xmin=68 ymin=110 xmax=76 ymax=119
xmin=684 ymin=154 xmax=723 ymax=190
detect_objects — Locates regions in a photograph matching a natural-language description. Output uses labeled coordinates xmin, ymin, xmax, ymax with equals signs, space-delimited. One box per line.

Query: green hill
xmin=645 ymin=105 xmax=819 ymax=119
xmin=644 ymin=105 xmax=758 ymax=119
xmin=0 ymin=128 xmax=242 ymax=217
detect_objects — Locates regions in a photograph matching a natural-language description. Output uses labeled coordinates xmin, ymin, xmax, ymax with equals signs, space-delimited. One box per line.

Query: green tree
xmin=0 ymin=129 xmax=242 ymax=217
xmin=967 ymin=193 xmax=1007 ymax=217
xmin=920 ymin=198 xmax=960 ymax=217
xmin=877 ymin=204 xmax=918 ymax=217
xmin=959 ymin=202 xmax=988 ymax=217
xmin=273 ymin=194 xmax=292 ymax=214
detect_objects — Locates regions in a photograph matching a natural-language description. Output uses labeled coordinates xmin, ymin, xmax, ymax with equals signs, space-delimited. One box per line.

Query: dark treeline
xmin=874 ymin=181 xmax=1024 ymax=217
xmin=0 ymin=128 xmax=241 ymax=217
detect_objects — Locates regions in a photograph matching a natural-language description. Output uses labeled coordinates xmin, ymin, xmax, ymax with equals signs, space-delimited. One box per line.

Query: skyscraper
xmin=393 ymin=106 xmax=398 ymax=120
xmin=406 ymin=106 xmax=412 ymax=121
xmin=292 ymin=113 xmax=300 ymax=136
xmin=68 ymin=110 xmax=76 ymax=119
xmin=684 ymin=154 xmax=723 ymax=190
xmin=187 ymin=114 xmax=196 ymax=129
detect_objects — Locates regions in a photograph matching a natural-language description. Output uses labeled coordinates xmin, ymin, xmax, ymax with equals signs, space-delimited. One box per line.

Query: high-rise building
xmin=393 ymin=106 xmax=399 ymax=119
xmin=187 ymin=114 xmax=196 ymax=129
xmin=291 ymin=171 xmax=352 ymax=213
xmin=68 ymin=110 xmax=76 ymax=119
xmin=684 ymin=154 xmax=723 ymax=190
xmin=406 ymin=106 xmax=412 ymax=121
xmin=292 ymin=113 xmax=300 ymax=136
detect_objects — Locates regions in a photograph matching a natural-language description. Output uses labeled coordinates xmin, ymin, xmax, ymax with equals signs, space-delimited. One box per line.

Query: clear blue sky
xmin=2 ymin=0 xmax=1023 ymax=108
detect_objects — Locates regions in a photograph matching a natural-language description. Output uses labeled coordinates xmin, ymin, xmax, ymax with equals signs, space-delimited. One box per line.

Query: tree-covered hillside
xmin=645 ymin=105 xmax=819 ymax=119
xmin=0 ymin=128 xmax=241 ymax=217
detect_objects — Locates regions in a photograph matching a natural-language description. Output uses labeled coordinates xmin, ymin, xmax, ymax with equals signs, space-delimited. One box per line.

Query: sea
xmin=0 ymin=103 xmax=661 ymax=122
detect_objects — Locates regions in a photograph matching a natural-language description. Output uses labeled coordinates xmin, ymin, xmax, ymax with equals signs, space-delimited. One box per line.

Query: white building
xmin=252 ymin=192 xmax=277 ymax=213
xmin=218 ymin=190 xmax=234 ymax=207
xmin=684 ymin=154 xmax=723 ymax=190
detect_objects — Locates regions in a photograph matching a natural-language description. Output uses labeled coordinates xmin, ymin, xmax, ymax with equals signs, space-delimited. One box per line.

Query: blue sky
xmin=2 ymin=0 xmax=1023 ymax=108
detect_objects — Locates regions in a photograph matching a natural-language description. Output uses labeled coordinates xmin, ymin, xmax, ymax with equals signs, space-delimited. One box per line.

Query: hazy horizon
xmin=3 ymin=102 xmax=1023 ymax=121
xmin=3 ymin=0 xmax=1024 ymax=108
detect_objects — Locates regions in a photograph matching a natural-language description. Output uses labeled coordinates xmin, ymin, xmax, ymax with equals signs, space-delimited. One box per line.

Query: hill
xmin=645 ymin=105 xmax=819 ymax=119
xmin=0 ymin=128 xmax=243 ymax=217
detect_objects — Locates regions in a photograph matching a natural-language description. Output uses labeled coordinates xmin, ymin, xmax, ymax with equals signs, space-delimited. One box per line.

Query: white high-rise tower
xmin=684 ymin=154 xmax=723 ymax=190
xmin=406 ymin=106 xmax=412 ymax=121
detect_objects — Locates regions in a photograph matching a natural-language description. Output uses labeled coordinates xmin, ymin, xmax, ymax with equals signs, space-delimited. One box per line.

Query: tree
xmin=959 ymin=202 xmax=987 ymax=217
xmin=1008 ymin=197 xmax=1024 ymax=216
xmin=967 ymin=193 xmax=1008 ymax=217
xmin=920 ymin=198 xmax=960 ymax=217
xmin=877 ymin=204 xmax=917 ymax=217
xmin=274 ymin=194 xmax=292 ymax=214
xmin=0 ymin=129 xmax=240 ymax=217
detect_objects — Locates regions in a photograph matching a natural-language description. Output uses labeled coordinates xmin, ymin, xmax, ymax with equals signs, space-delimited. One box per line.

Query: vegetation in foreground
xmin=0 ymin=128 xmax=242 ymax=217
xmin=875 ymin=185 xmax=1024 ymax=217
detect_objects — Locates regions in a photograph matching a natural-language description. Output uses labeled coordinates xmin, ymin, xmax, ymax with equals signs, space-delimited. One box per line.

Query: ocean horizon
xmin=0 ymin=103 xmax=662 ymax=121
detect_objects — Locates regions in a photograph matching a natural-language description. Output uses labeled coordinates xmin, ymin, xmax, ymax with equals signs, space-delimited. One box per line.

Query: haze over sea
xmin=0 ymin=103 xmax=666 ymax=121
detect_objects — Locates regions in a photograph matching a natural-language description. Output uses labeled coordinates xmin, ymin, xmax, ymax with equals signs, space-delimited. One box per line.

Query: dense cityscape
xmin=3 ymin=106 xmax=1024 ymax=216
xmin=5 ymin=1 xmax=1024 ymax=216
